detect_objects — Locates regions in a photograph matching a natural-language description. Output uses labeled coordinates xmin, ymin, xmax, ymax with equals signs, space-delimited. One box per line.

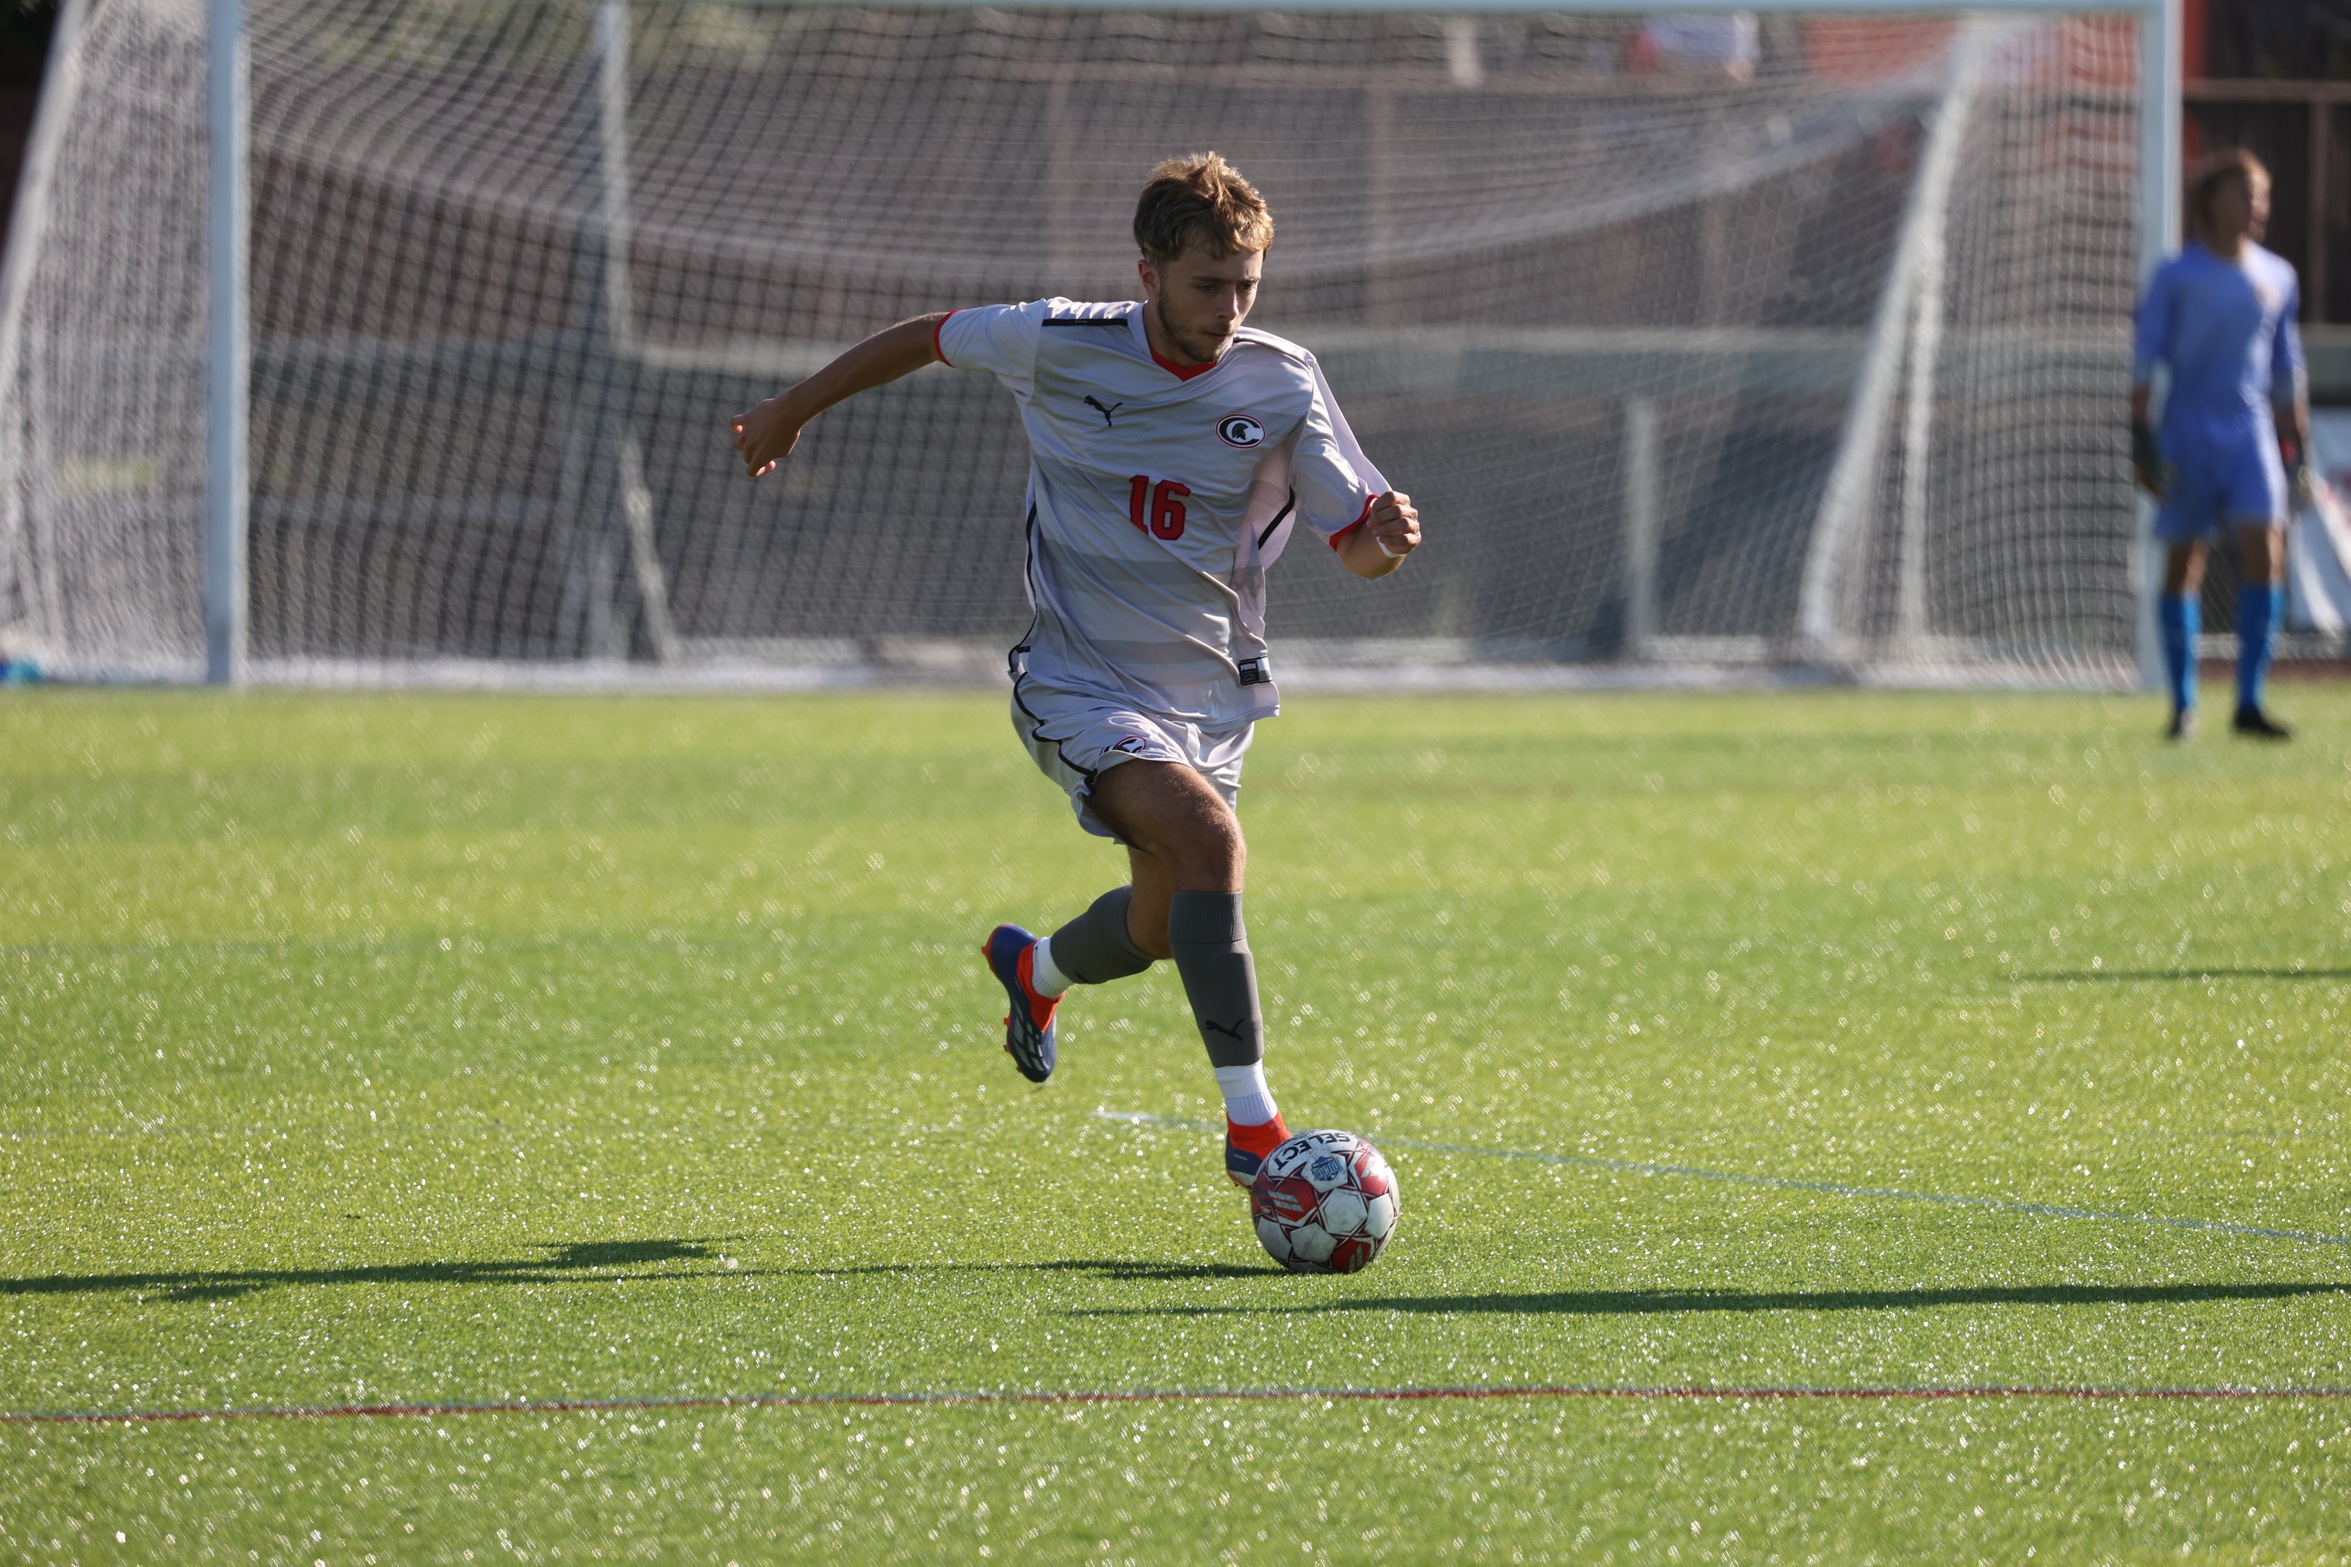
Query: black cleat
xmin=2231 ymin=704 xmax=2292 ymax=741
xmin=2164 ymin=707 xmax=2197 ymax=742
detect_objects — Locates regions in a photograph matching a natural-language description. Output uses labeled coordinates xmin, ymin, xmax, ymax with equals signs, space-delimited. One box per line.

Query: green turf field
xmin=4 ymin=686 xmax=2350 ymax=1563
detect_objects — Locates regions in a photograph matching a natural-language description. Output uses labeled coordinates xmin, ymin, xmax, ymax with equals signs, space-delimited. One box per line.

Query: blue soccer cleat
xmin=982 ymin=924 xmax=1058 ymax=1083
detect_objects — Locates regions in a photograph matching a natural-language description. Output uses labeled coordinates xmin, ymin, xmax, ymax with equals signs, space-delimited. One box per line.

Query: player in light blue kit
xmin=2131 ymin=148 xmax=2314 ymax=741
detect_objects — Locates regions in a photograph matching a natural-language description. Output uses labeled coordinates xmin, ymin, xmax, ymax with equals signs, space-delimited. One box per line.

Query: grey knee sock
xmin=1166 ymin=890 xmax=1263 ymax=1068
xmin=1048 ymin=887 xmax=1156 ymax=986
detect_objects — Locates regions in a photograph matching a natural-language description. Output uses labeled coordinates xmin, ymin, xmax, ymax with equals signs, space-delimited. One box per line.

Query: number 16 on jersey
xmin=1128 ymin=475 xmax=1189 ymax=541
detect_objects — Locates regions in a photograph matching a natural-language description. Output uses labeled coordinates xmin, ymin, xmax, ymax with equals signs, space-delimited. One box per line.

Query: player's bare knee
xmin=2238 ymin=526 xmax=2283 ymax=584
xmin=1188 ymin=819 xmax=1245 ymax=890
xmin=1167 ymin=791 xmax=1244 ymax=886
xmin=2162 ymin=543 xmax=2205 ymax=595
xmin=1147 ymin=808 xmax=1240 ymax=890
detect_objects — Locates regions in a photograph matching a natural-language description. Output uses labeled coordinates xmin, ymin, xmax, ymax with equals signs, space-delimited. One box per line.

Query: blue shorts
xmin=2154 ymin=440 xmax=2286 ymax=543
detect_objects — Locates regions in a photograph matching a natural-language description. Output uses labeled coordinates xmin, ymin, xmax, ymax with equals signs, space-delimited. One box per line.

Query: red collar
xmin=1136 ymin=312 xmax=1226 ymax=380
xmin=1149 ymin=342 xmax=1223 ymax=381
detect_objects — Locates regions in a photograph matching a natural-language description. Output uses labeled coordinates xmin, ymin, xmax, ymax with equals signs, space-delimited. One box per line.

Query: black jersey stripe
xmin=1006 ymin=500 xmax=1042 ymax=684
xmin=1256 ymin=491 xmax=1297 ymax=549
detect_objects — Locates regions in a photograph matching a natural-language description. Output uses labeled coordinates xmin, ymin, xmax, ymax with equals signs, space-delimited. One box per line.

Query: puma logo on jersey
xmin=1084 ymin=396 xmax=1124 ymax=428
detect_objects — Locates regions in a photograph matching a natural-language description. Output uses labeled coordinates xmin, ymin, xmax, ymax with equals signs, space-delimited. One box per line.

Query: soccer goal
xmin=0 ymin=0 xmax=2178 ymax=688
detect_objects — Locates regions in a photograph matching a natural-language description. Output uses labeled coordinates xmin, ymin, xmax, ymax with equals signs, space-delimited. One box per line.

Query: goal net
xmin=0 ymin=0 xmax=2156 ymax=686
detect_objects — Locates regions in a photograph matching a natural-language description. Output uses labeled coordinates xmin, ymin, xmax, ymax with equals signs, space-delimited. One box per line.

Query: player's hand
xmin=730 ymin=395 xmax=806 ymax=478
xmin=1367 ymin=491 xmax=1419 ymax=559
xmin=2292 ymin=463 xmax=2318 ymax=512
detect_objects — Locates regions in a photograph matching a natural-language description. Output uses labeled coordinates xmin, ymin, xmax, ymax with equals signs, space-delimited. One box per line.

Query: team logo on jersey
xmin=1083 ymin=396 xmax=1124 ymax=428
xmin=1217 ymin=414 xmax=1265 ymax=449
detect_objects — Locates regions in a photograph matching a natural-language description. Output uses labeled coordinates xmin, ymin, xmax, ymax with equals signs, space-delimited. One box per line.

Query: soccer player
xmin=2132 ymin=147 xmax=2313 ymax=741
xmin=729 ymin=154 xmax=1420 ymax=1186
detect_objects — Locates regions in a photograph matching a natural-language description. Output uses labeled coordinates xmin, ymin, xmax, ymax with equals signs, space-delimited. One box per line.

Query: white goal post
xmin=0 ymin=0 xmax=2180 ymax=688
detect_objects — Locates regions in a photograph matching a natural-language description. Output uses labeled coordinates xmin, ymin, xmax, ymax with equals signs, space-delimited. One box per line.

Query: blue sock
xmin=2159 ymin=593 xmax=2198 ymax=714
xmin=2236 ymin=583 xmax=2280 ymax=713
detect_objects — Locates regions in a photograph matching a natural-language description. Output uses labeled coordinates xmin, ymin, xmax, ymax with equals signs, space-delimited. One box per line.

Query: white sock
xmin=1027 ymin=935 xmax=1073 ymax=998
xmin=1214 ymin=1063 xmax=1279 ymax=1126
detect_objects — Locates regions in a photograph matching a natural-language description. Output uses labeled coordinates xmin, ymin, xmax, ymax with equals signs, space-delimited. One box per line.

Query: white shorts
xmin=1011 ymin=679 xmax=1253 ymax=841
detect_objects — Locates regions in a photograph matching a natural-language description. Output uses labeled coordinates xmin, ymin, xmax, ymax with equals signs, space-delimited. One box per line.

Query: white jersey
xmin=937 ymin=298 xmax=1386 ymax=727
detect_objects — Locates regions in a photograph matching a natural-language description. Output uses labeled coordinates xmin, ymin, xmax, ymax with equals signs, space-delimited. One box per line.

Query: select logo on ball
xmin=1250 ymin=1130 xmax=1400 ymax=1275
xmin=1217 ymin=414 xmax=1265 ymax=448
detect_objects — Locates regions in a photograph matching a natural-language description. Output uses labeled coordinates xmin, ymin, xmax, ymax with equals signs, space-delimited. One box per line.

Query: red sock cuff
xmin=1226 ymin=1115 xmax=1289 ymax=1156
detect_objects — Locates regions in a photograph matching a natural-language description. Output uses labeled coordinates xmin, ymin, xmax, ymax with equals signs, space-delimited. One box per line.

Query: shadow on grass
xmin=0 ymin=1248 xmax=1271 ymax=1302
xmin=0 ymin=1239 xmax=746 ymax=1303
xmin=1075 ymin=1280 xmax=2351 ymax=1319
xmin=2015 ymin=968 xmax=2351 ymax=984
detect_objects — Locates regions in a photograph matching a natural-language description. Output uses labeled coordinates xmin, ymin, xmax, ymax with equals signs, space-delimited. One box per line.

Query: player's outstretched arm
xmin=730 ymin=313 xmax=948 ymax=477
xmin=1335 ymin=491 xmax=1420 ymax=579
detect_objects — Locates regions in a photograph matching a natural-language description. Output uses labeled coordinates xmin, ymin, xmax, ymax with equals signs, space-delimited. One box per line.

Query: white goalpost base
xmin=0 ymin=0 xmax=2179 ymax=690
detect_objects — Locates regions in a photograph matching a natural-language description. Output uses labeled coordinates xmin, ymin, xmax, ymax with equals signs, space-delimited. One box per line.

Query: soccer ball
xmin=1249 ymin=1129 xmax=1400 ymax=1274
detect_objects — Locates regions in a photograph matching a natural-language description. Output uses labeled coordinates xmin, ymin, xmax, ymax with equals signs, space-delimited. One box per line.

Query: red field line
xmin=10 ymin=1383 xmax=2351 ymax=1426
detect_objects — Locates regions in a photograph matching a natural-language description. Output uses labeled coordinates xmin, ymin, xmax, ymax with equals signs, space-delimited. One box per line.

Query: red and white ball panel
xmin=1248 ymin=1129 xmax=1401 ymax=1274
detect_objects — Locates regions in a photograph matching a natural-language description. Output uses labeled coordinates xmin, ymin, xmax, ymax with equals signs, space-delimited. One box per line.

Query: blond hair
xmin=2187 ymin=147 xmax=2268 ymax=248
xmin=1132 ymin=153 xmax=1274 ymax=265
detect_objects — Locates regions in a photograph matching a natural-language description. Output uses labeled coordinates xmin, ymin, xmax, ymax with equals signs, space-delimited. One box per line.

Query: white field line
xmin=1095 ymin=1110 xmax=2351 ymax=1251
